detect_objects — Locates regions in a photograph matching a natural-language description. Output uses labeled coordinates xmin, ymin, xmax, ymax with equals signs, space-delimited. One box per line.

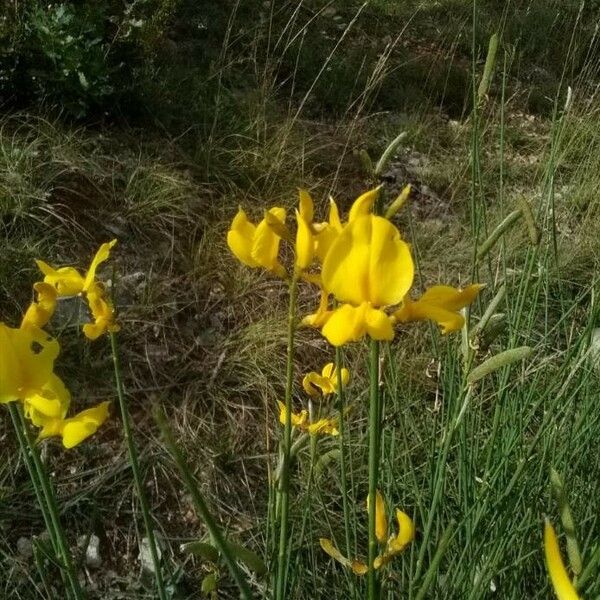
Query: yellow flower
xmin=277 ymin=401 xmax=339 ymax=436
xmin=21 ymin=283 xmax=58 ymax=329
xmin=36 ymin=401 xmax=111 ymax=449
xmin=82 ymin=283 xmax=120 ymax=340
xmin=544 ymin=520 xmax=581 ymax=600
xmin=319 ymin=539 xmax=368 ymax=576
xmin=374 ymin=508 xmax=416 ymax=569
xmin=366 ymin=490 xmax=388 ymax=544
xmin=227 ymin=207 xmax=287 ymax=278
xmin=23 ymin=373 xmax=70 ymax=422
xmin=302 ymin=362 xmax=350 ymax=397
xmin=36 ymin=240 xmax=117 ymax=297
xmin=393 ymin=284 xmax=484 ymax=334
xmin=320 ymin=490 xmax=414 ymax=575
xmin=18 ymin=360 xmax=110 ymax=449
xmin=278 ymin=400 xmax=308 ymax=428
xmin=306 ymin=418 xmax=339 ymax=436
xmin=320 ymin=212 xmax=414 ymax=345
xmin=0 ymin=322 xmax=60 ymax=404
xmin=35 ymin=240 xmax=118 ymax=340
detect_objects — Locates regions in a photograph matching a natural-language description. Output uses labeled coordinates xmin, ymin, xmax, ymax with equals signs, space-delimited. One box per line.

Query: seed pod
xmin=467 ymin=346 xmax=533 ymax=384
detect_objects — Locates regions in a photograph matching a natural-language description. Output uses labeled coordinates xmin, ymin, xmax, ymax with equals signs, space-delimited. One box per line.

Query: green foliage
xmin=0 ymin=0 xmax=181 ymax=118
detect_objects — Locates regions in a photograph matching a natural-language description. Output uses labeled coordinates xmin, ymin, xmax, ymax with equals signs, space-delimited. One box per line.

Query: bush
xmin=0 ymin=1 xmax=180 ymax=119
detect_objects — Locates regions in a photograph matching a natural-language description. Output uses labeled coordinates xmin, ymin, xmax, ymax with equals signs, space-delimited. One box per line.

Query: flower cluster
xmin=0 ymin=242 xmax=117 ymax=448
xmin=278 ymin=363 xmax=350 ymax=437
xmin=227 ymin=187 xmax=482 ymax=346
xmin=320 ymin=490 xmax=415 ymax=575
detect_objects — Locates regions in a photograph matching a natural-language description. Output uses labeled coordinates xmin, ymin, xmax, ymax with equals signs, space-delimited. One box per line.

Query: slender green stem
xmin=109 ymin=332 xmax=167 ymax=600
xmin=367 ymin=339 xmax=381 ymax=600
xmin=9 ymin=403 xmax=84 ymax=600
xmin=275 ymin=275 xmax=299 ymax=600
xmin=414 ymin=519 xmax=456 ymax=600
xmin=336 ymin=347 xmax=358 ymax=600
xmin=154 ymin=406 xmax=254 ymax=600
xmin=8 ymin=404 xmax=59 ymax=552
xmin=335 ymin=346 xmax=353 ymax=560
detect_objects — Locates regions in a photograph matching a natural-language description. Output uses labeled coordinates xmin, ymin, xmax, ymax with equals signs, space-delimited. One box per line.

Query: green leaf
xmin=201 ymin=572 xmax=218 ymax=595
xmin=227 ymin=541 xmax=267 ymax=576
xmin=180 ymin=541 xmax=219 ymax=563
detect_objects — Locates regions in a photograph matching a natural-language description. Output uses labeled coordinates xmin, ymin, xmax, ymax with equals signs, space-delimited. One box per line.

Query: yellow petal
xmin=295 ymin=209 xmax=314 ymax=271
xmin=393 ymin=283 xmax=483 ymax=334
xmin=252 ymin=207 xmax=287 ymax=277
xmin=322 ymin=215 xmax=414 ymax=307
xmin=319 ymin=538 xmax=352 ymax=569
xmin=314 ymin=199 xmax=343 ymax=263
xmin=61 ymin=401 xmax=111 ymax=449
xmin=375 ymin=491 xmax=388 ymax=543
xmin=298 ymin=189 xmax=314 ymax=224
xmin=394 ymin=298 xmax=465 ymax=334
xmin=321 ymin=362 xmax=335 ymax=380
xmin=277 ymin=400 xmax=308 ymax=428
xmin=24 ymin=374 xmax=71 ymax=423
xmin=21 ymin=282 xmax=57 ymax=329
xmin=37 ymin=416 xmax=65 ymax=441
xmin=366 ymin=490 xmax=388 ymax=544
xmin=0 ymin=323 xmax=60 ymax=403
xmin=307 ymin=417 xmax=339 ymax=436
xmin=227 ymin=208 xmax=259 ymax=267
xmin=82 ymin=240 xmax=117 ymax=292
xmin=348 ymin=187 xmax=381 ymax=222
xmin=264 ymin=209 xmax=293 ymax=242
xmin=328 ymin=197 xmax=342 ymax=230
xmin=365 ymin=305 xmax=395 ymax=340
xmin=302 ymin=290 xmax=332 ymax=328
xmin=82 ymin=288 xmax=119 ymax=341
xmin=351 ymin=561 xmax=369 ymax=576
xmin=35 ymin=261 xmax=84 ymax=296
xmin=387 ymin=509 xmax=416 ymax=554
xmin=321 ymin=303 xmax=369 ymax=346
xmin=419 ymin=284 xmax=484 ymax=311
xmin=544 ymin=520 xmax=580 ymax=600
xmin=303 ymin=372 xmax=332 ymax=397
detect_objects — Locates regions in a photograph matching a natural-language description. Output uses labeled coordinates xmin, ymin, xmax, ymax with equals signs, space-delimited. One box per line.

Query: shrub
xmin=0 ymin=1 xmax=180 ymax=119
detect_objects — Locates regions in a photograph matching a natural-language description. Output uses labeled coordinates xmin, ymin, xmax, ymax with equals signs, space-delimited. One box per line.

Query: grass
xmin=1 ymin=1 xmax=600 ymax=598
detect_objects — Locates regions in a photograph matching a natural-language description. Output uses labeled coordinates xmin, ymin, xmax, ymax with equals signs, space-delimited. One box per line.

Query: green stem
xmin=109 ymin=332 xmax=167 ymax=600
xmin=275 ymin=275 xmax=299 ymax=600
xmin=8 ymin=404 xmax=59 ymax=552
xmin=367 ymin=339 xmax=381 ymax=600
xmin=154 ymin=406 xmax=254 ymax=600
xmin=9 ymin=403 xmax=84 ymax=600
xmin=335 ymin=346 xmax=353 ymax=560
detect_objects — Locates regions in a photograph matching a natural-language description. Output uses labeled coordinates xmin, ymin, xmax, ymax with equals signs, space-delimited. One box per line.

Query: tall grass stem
xmin=154 ymin=406 xmax=254 ymax=600
xmin=275 ymin=275 xmax=299 ymax=600
xmin=109 ymin=332 xmax=168 ymax=600
xmin=9 ymin=403 xmax=84 ymax=600
xmin=367 ymin=338 xmax=381 ymax=600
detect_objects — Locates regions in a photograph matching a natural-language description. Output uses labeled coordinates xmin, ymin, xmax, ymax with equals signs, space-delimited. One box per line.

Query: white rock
xmin=85 ymin=534 xmax=102 ymax=569
xmin=139 ymin=536 xmax=162 ymax=575
xmin=17 ymin=537 xmax=33 ymax=559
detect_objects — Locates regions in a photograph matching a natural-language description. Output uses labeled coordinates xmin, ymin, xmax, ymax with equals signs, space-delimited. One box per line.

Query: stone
xmin=139 ymin=536 xmax=162 ymax=575
xmin=17 ymin=537 xmax=33 ymax=559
